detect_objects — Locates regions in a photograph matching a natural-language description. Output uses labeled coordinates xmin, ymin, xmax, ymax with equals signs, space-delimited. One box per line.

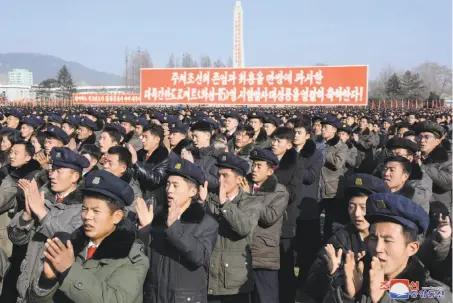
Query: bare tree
xmin=124 ymin=47 xmax=153 ymax=92
xmin=415 ymin=62 xmax=452 ymax=97
xmin=200 ymin=55 xmax=212 ymax=68
xmin=369 ymin=63 xmax=396 ymax=99
xmin=167 ymin=53 xmax=176 ymax=68
xmin=213 ymin=58 xmax=226 ymax=68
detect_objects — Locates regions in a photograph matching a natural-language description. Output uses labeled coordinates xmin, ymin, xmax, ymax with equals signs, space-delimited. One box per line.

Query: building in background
xmin=233 ymin=0 xmax=244 ymax=68
xmin=8 ymin=69 xmax=34 ymax=85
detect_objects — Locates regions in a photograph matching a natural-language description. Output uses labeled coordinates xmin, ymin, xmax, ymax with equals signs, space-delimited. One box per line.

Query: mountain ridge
xmin=0 ymin=52 xmax=123 ymax=86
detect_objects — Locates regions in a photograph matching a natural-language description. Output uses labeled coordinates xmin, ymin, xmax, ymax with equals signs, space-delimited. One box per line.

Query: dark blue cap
xmin=45 ymin=126 xmax=69 ymax=145
xmin=159 ymin=115 xmax=178 ymax=124
xmin=216 ymin=152 xmax=249 ymax=176
xmin=248 ymin=111 xmax=266 ymax=120
xmin=63 ymin=116 xmax=79 ymax=129
xmin=82 ymin=170 xmax=134 ymax=207
xmin=200 ymin=117 xmax=219 ymax=129
xmin=167 ymin=156 xmax=205 ymax=186
xmin=51 ymin=147 xmax=90 ymax=173
xmin=78 ymin=117 xmax=97 ymax=131
xmin=264 ymin=115 xmax=282 ymax=127
xmin=224 ymin=111 xmax=241 ymax=122
xmin=382 ymin=117 xmax=393 ymax=124
xmin=250 ymin=148 xmax=279 ymax=166
xmin=136 ymin=117 xmax=149 ymax=127
xmin=7 ymin=109 xmax=22 ymax=119
xmin=48 ymin=115 xmax=63 ymax=124
xmin=119 ymin=112 xmax=137 ymax=126
xmin=366 ymin=192 xmax=429 ymax=234
xmin=190 ymin=121 xmax=213 ymax=133
xmin=150 ymin=112 xmax=165 ymax=121
xmin=87 ymin=108 xmax=103 ymax=119
xmin=22 ymin=117 xmax=42 ymax=129
xmin=386 ymin=137 xmax=418 ymax=153
xmin=337 ymin=122 xmax=353 ymax=134
xmin=321 ymin=116 xmax=341 ymax=128
xmin=345 ymin=174 xmax=390 ymax=196
xmin=104 ymin=124 xmax=126 ymax=137
xmin=169 ymin=122 xmax=189 ymax=134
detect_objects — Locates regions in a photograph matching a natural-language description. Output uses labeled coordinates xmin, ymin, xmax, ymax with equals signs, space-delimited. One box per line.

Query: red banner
xmin=140 ymin=66 xmax=368 ymax=106
xmin=72 ymin=94 xmax=141 ymax=105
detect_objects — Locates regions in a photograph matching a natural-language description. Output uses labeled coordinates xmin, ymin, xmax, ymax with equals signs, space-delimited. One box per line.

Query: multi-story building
xmin=8 ymin=69 xmax=34 ymax=86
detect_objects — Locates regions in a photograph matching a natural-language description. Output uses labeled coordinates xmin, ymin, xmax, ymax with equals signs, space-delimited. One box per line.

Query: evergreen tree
xmin=400 ymin=71 xmax=424 ymax=99
xmin=385 ymin=73 xmax=402 ymax=99
xmin=56 ymin=65 xmax=76 ymax=101
xmin=166 ymin=53 xmax=176 ymax=68
xmin=200 ymin=55 xmax=212 ymax=68
xmin=213 ymin=58 xmax=226 ymax=68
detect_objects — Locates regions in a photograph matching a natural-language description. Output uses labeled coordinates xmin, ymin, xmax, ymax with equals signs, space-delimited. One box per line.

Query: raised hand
xmin=126 ymin=143 xmax=138 ymax=164
xmin=199 ymin=181 xmax=208 ymax=202
xmin=18 ymin=179 xmax=33 ymax=221
xmin=369 ymin=257 xmax=385 ymax=303
xmin=43 ymin=238 xmax=75 ymax=275
xmin=135 ymin=198 xmax=154 ymax=229
xmin=219 ymin=182 xmax=228 ymax=205
xmin=34 ymin=151 xmax=49 ymax=168
xmin=43 ymin=260 xmax=58 ymax=280
xmin=324 ymin=244 xmax=342 ymax=276
xmin=240 ymin=177 xmax=250 ymax=193
xmin=27 ymin=179 xmax=47 ymax=220
xmin=167 ymin=199 xmax=181 ymax=227
xmin=344 ymin=250 xmax=364 ymax=297
xmin=436 ymin=214 xmax=452 ymax=240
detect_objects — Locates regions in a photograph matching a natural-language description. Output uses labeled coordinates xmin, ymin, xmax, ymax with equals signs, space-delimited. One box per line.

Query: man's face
xmin=337 ymin=131 xmax=350 ymax=143
xmin=348 ymin=196 xmax=369 ymax=232
xmin=169 ymin=132 xmax=185 ymax=147
xmin=359 ymin=118 xmax=368 ymax=130
xmin=77 ymin=126 xmax=92 ymax=141
xmin=391 ymin=148 xmax=413 ymax=162
xmin=368 ymin=222 xmax=418 ymax=278
xmin=44 ymin=137 xmax=63 ymax=155
xmin=398 ymin=127 xmax=409 ymax=137
xmin=321 ymin=124 xmax=337 ymax=140
xmin=99 ymin=132 xmax=117 ymax=154
xmin=103 ymin=153 xmax=126 ymax=178
xmin=251 ymin=161 xmax=273 ymax=184
xmin=82 ymin=197 xmax=123 ymax=244
xmin=225 ymin=117 xmax=238 ymax=132
xmin=219 ymin=168 xmax=242 ymax=195
xmin=383 ymin=121 xmax=391 ymax=130
xmin=313 ymin=121 xmax=322 ymax=136
xmin=249 ymin=118 xmax=262 ymax=133
xmin=62 ymin=123 xmax=75 ymax=136
xmin=21 ymin=124 xmax=34 ymax=139
xmin=293 ymin=127 xmax=309 ymax=147
xmin=346 ymin=117 xmax=355 ymax=126
xmin=191 ymin=130 xmax=210 ymax=148
xmin=166 ymin=175 xmax=196 ymax=208
xmin=271 ymin=137 xmax=292 ymax=157
xmin=136 ymin=125 xmax=144 ymax=136
xmin=120 ymin=122 xmax=133 ymax=134
xmin=6 ymin=116 xmax=19 ymax=128
xmin=419 ymin=132 xmax=441 ymax=155
xmin=142 ymin=131 xmax=160 ymax=152
xmin=264 ymin=123 xmax=277 ymax=136
xmin=382 ymin=161 xmax=408 ymax=191
xmin=9 ymin=144 xmax=31 ymax=168
xmin=407 ymin=115 xmax=416 ymax=125
xmin=235 ymin=131 xmax=253 ymax=149
xmin=49 ymin=167 xmax=78 ymax=193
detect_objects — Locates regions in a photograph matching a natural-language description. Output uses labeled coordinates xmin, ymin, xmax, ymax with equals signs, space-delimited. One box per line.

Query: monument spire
xmin=233 ymin=0 xmax=244 ymax=68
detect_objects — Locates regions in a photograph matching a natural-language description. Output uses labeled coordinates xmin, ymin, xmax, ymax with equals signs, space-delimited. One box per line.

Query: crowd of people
xmin=0 ymin=104 xmax=450 ymax=303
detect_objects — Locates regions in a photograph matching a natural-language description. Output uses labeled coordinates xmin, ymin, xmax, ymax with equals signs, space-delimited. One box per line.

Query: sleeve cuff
xmin=38 ymin=272 xmax=58 ymax=289
xmin=165 ymin=220 xmax=183 ymax=241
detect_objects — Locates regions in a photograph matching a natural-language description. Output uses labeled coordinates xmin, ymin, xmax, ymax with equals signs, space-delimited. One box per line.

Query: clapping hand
xmin=369 ymin=257 xmax=385 ymax=303
xmin=34 ymin=151 xmax=49 ymax=168
xmin=126 ymin=144 xmax=138 ymax=165
xmin=344 ymin=251 xmax=364 ymax=297
xmin=20 ymin=179 xmax=47 ymax=220
xmin=239 ymin=177 xmax=250 ymax=193
xmin=324 ymin=244 xmax=343 ymax=276
xmin=43 ymin=238 xmax=75 ymax=279
xmin=436 ymin=214 xmax=452 ymax=240
xmin=199 ymin=181 xmax=208 ymax=202
xmin=167 ymin=199 xmax=181 ymax=227
xmin=135 ymin=198 xmax=154 ymax=229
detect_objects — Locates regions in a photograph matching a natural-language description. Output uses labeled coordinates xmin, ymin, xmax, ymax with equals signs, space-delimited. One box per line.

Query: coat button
xmin=225 ymin=263 xmax=228 ymax=267
xmin=75 ymin=282 xmax=84 ymax=289
xmin=187 ymin=298 xmax=191 ymax=301
xmin=222 ymin=210 xmax=226 ymax=213
xmin=209 ymin=289 xmax=213 ymax=294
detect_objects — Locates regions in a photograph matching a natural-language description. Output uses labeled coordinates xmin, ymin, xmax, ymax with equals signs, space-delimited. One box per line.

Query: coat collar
xmin=255 ymin=128 xmax=268 ymax=143
xmin=245 ymin=173 xmax=278 ymax=193
xmin=139 ymin=145 xmax=169 ymax=163
xmin=237 ymin=142 xmax=255 ymax=156
xmin=120 ymin=168 xmax=134 ymax=183
xmin=71 ymin=219 xmax=136 ymax=260
xmin=8 ymin=159 xmax=41 ymax=180
xmin=408 ymin=161 xmax=423 ymax=181
xmin=424 ymin=144 xmax=449 ymax=164
xmin=299 ymin=139 xmax=317 ymax=158
xmin=154 ymin=199 xmax=206 ymax=225
xmin=278 ymin=148 xmax=299 ymax=170
xmin=325 ymin=135 xmax=341 ymax=147
xmin=395 ymin=182 xmax=415 ymax=200
xmin=82 ymin=133 xmax=96 ymax=145
xmin=360 ymin=128 xmax=371 ymax=136
xmin=124 ymin=131 xmax=137 ymax=144
xmin=43 ymin=186 xmax=84 ymax=205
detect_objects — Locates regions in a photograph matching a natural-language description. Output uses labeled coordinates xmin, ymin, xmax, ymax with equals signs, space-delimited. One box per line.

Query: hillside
xmin=0 ymin=53 xmax=123 ymax=85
